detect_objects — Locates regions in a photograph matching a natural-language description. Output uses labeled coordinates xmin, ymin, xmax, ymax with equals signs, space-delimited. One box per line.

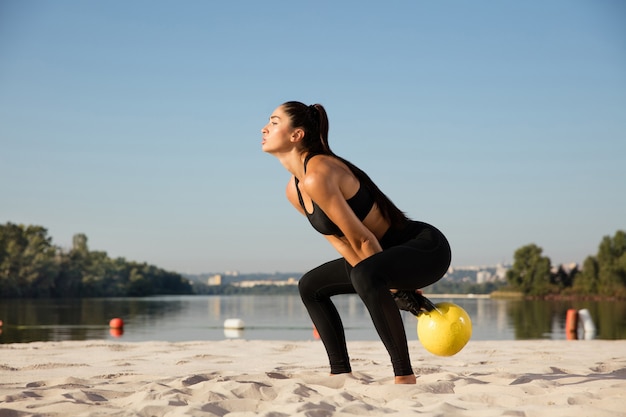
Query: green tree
xmin=1 ymin=224 xmax=193 ymax=298
xmin=573 ymin=256 xmax=600 ymax=294
xmin=0 ymin=223 xmax=58 ymax=297
xmin=0 ymin=223 xmax=23 ymax=296
xmin=506 ymin=244 xmax=554 ymax=296
xmin=51 ymin=233 xmax=93 ymax=297
xmin=551 ymin=264 xmax=577 ymax=289
xmin=574 ymin=230 xmax=626 ymax=297
xmin=54 ymin=251 xmax=84 ymax=297
xmin=72 ymin=233 xmax=89 ymax=254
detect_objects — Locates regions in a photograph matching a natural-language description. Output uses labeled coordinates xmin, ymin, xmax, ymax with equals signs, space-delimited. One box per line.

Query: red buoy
xmin=109 ymin=318 xmax=124 ymax=329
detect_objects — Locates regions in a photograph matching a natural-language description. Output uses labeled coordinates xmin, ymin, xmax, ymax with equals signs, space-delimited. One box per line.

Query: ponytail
xmin=281 ymin=101 xmax=409 ymax=228
xmin=282 ymin=101 xmax=330 ymax=155
xmin=309 ymin=104 xmax=330 ymax=153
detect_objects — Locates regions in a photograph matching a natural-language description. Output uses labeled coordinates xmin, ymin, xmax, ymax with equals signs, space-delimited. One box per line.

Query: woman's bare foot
xmin=394 ymin=374 xmax=417 ymax=384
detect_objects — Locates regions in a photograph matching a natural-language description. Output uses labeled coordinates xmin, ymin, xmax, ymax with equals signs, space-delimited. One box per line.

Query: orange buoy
xmin=312 ymin=325 xmax=320 ymax=340
xmin=109 ymin=318 xmax=124 ymax=329
xmin=565 ymin=309 xmax=578 ymax=340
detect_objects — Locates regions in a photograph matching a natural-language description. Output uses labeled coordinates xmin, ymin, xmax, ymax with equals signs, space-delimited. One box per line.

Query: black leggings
xmin=298 ymin=221 xmax=451 ymax=376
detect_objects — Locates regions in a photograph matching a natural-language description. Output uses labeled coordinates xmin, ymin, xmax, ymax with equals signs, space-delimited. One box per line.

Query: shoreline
xmin=1 ymin=339 xmax=625 ymax=416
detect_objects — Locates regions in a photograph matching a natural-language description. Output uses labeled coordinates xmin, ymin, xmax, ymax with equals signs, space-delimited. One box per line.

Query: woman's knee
xmin=298 ymin=259 xmax=345 ymax=300
xmin=350 ymin=260 xmax=386 ymax=295
xmin=298 ymin=270 xmax=317 ymax=300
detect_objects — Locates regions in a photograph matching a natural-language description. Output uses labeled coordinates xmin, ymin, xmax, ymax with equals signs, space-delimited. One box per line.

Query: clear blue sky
xmin=1 ymin=1 xmax=625 ymax=274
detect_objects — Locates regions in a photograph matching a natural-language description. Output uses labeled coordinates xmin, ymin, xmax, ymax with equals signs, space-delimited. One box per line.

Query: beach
xmin=1 ymin=339 xmax=625 ymax=416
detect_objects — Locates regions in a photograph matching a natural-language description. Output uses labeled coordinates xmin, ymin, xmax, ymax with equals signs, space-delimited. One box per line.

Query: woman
xmin=261 ymin=101 xmax=451 ymax=384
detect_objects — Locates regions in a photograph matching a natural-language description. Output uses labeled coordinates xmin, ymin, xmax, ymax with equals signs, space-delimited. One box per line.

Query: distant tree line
xmin=505 ymin=230 xmax=626 ymax=298
xmin=0 ymin=223 xmax=193 ymax=298
xmin=3 ymin=222 xmax=624 ymax=299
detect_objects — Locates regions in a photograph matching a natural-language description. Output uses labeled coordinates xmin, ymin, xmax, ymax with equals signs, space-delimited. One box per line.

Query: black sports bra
xmin=294 ymin=155 xmax=375 ymax=237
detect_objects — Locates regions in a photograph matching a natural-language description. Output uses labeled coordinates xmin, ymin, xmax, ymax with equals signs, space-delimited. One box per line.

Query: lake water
xmin=1 ymin=295 xmax=625 ymax=344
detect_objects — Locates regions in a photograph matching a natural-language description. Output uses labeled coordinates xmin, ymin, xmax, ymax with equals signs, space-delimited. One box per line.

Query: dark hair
xmin=281 ymin=101 xmax=409 ymax=228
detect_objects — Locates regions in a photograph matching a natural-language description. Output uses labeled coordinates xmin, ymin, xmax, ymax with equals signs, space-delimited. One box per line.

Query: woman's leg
xmin=298 ymin=258 xmax=356 ymax=374
xmin=350 ymin=227 xmax=451 ymax=377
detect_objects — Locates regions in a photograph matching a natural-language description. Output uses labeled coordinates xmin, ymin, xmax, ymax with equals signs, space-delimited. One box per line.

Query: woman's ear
xmin=291 ymin=128 xmax=305 ymax=142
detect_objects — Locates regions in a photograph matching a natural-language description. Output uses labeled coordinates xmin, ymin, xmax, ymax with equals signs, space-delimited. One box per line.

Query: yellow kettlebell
xmin=417 ymin=302 xmax=472 ymax=356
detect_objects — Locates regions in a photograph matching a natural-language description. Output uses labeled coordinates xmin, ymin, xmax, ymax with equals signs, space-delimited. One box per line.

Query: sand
xmin=1 ymin=339 xmax=625 ymax=416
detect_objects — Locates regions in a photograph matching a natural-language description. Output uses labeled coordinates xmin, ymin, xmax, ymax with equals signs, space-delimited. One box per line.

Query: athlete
xmin=261 ymin=101 xmax=451 ymax=384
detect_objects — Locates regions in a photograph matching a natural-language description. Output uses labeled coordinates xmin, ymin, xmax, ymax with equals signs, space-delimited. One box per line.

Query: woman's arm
xmin=301 ymin=158 xmax=383 ymax=263
xmin=287 ymin=175 xmax=372 ymax=266
xmin=323 ymin=234 xmax=365 ymax=267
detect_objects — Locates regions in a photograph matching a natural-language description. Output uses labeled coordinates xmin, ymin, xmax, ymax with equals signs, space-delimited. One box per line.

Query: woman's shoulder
xmin=303 ymin=155 xmax=358 ymax=196
xmin=304 ymin=155 xmax=343 ymax=183
xmin=306 ymin=154 xmax=351 ymax=176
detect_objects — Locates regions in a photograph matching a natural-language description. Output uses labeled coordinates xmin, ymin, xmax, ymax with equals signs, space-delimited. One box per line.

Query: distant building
xmin=207 ymin=274 xmax=222 ymax=286
xmin=476 ymin=271 xmax=492 ymax=284
xmin=234 ymin=277 xmax=298 ymax=288
xmin=495 ymin=263 xmax=509 ymax=281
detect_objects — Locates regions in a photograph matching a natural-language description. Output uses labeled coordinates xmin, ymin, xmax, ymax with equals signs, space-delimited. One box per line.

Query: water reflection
xmin=0 ymin=295 xmax=624 ymax=344
xmin=0 ymin=297 xmax=187 ymax=343
xmin=503 ymin=299 xmax=626 ymax=340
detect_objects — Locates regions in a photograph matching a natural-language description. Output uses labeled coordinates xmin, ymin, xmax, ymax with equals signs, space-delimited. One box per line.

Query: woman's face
xmin=261 ymin=105 xmax=298 ymax=154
